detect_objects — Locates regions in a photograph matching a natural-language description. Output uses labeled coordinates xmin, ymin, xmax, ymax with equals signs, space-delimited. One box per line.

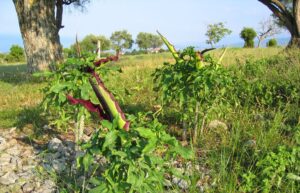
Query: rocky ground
xmin=0 ymin=128 xmax=76 ymax=193
xmin=0 ymin=123 xmax=220 ymax=193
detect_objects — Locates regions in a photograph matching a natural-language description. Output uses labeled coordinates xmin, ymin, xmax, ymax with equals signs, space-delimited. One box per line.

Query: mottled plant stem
xmin=193 ymin=102 xmax=200 ymax=145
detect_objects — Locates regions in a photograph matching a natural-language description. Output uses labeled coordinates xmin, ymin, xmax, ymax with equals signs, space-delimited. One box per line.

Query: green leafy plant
xmin=39 ymin=53 xmax=127 ymax=144
xmin=240 ymin=145 xmax=300 ymax=192
xmin=228 ymin=57 xmax=300 ymax=108
xmin=153 ymin=32 xmax=233 ymax=143
xmin=77 ymin=114 xmax=194 ymax=193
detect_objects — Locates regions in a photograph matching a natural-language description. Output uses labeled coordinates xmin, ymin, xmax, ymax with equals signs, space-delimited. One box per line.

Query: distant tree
xmin=240 ymin=27 xmax=257 ymax=48
xmin=257 ymin=0 xmax=300 ymax=47
xmin=205 ymin=22 xmax=232 ymax=47
xmin=12 ymin=0 xmax=90 ymax=72
xmin=150 ymin=34 xmax=163 ymax=49
xmin=257 ymin=17 xmax=280 ymax=47
xmin=5 ymin=45 xmax=25 ymax=62
xmin=266 ymin=38 xmax=278 ymax=47
xmin=10 ymin=45 xmax=25 ymax=61
xmin=71 ymin=34 xmax=111 ymax=53
xmin=136 ymin=32 xmax=163 ymax=50
xmin=110 ymin=30 xmax=133 ymax=56
xmin=136 ymin=32 xmax=151 ymax=50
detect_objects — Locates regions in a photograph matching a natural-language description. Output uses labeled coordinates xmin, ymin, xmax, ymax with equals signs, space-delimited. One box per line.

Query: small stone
xmin=0 ymin=136 xmax=6 ymax=148
xmin=244 ymin=139 xmax=256 ymax=147
xmin=22 ymin=182 xmax=35 ymax=193
xmin=207 ymin=120 xmax=228 ymax=130
xmin=11 ymin=156 xmax=23 ymax=170
xmin=164 ymin=179 xmax=172 ymax=187
xmin=18 ymin=171 xmax=34 ymax=180
xmin=172 ymin=177 xmax=188 ymax=189
xmin=44 ymin=179 xmax=56 ymax=188
xmin=43 ymin=125 xmax=51 ymax=130
xmin=0 ymin=153 xmax=12 ymax=166
xmin=48 ymin=138 xmax=63 ymax=152
xmin=43 ymin=152 xmax=61 ymax=162
xmin=82 ymin=134 xmax=91 ymax=142
xmin=9 ymin=127 xmax=17 ymax=133
xmin=21 ymin=165 xmax=35 ymax=171
xmin=6 ymin=145 xmax=22 ymax=156
xmin=35 ymin=180 xmax=56 ymax=193
xmin=52 ymin=159 xmax=66 ymax=173
xmin=0 ymin=171 xmax=19 ymax=185
xmin=254 ymin=114 xmax=264 ymax=121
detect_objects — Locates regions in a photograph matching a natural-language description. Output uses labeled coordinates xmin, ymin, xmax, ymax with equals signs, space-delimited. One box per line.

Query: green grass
xmin=0 ymin=63 xmax=45 ymax=130
xmin=0 ymin=47 xmax=299 ymax=192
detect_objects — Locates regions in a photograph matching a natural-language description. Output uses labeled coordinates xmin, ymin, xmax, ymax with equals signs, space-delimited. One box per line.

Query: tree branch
xmin=62 ymin=0 xmax=78 ymax=5
xmin=56 ymin=0 xmax=64 ymax=31
xmin=258 ymin=0 xmax=294 ymax=33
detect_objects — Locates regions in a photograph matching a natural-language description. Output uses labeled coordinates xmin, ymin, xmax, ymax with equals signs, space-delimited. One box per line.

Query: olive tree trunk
xmin=13 ymin=0 xmax=63 ymax=73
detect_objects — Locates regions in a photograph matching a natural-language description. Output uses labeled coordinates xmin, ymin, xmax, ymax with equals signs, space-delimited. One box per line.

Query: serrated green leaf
xmin=83 ymin=153 xmax=94 ymax=172
xmin=81 ymin=84 xmax=90 ymax=100
xmin=172 ymin=145 xmax=194 ymax=159
xmin=287 ymin=173 xmax=300 ymax=181
xmin=50 ymin=83 xmax=68 ymax=93
xmin=142 ymin=138 xmax=157 ymax=154
xmin=135 ymin=127 xmax=156 ymax=139
xmin=101 ymin=120 xmax=113 ymax=130
xmin=102 ymin=130 xmax=118 ymax=150
xmin=89 ymin=177 xmax=103 ymax=185
xmin=89 ymin=184 xmax=108 ymax=193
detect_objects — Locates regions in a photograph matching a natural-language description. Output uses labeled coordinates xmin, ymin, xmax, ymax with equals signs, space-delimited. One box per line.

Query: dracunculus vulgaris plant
xmin=40 ymin=54 xmax=129 ymax=146
xmin=153 ymin=31 xmax=232 ymax=144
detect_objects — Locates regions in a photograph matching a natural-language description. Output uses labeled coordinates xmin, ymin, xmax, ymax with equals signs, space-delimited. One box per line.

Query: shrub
xmin=240 ymin=27 xmax=257 ymax=48
xmin=240 ymin=145 xmax=300 ymax=192
xmin=4 ymin=45 xmax=25 ymax=63
xmin=38 ymin=53 xmax=123 ymax=144
xmin=267 ymin=38 xmax=278 ymax=47
xmin=77 ymin=114 xmax=194 ymax=192
xmin=153 ymin=32 xmax=233 ymax=142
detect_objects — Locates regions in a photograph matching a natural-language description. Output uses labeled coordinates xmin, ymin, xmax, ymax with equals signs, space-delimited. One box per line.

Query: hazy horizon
xmin=0 ymin=0 xmax=290 ymax=52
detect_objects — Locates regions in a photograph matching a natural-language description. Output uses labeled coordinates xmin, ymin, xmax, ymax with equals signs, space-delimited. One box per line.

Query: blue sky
xmin=0 ymin=0 xmax=290 ymax=52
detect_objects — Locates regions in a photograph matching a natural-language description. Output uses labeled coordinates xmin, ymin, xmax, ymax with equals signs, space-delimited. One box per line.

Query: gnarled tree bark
xmin=13 ymin=0 xmax=63 ymax=73
xmin=12 ymin=0 xmax=88 ymax=73
xmin=258 ymin=0 xmax=300 ymax=48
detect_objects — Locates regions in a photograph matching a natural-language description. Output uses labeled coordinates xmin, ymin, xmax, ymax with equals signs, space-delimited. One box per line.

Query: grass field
xmin=0 ymin=47 xmax=299 ymax=192
xmin=0 ymin=48 xmax=283 ymax=129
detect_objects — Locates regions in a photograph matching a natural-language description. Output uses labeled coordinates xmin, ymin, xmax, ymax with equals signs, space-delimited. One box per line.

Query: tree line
xmin=62 ymin=31 xmax=164 ymax=58
xmin=0 ymin=25 xmax=281 ymax=65
xmin=68 ymin=23 xmax=279 ymax=57
xmin=10 ymin=0 xmax=300 ymax=72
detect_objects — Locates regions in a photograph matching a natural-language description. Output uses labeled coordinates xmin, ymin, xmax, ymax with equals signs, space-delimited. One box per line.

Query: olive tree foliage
xmin=71 ymin=34 xmax=111 ymax=53
xmin=110 ymin=30 xmax=133 ymax=56
xmin=257 ymin=17 xmax=281 ymax=47
xmin=2 ymin=45 xmax=25 ymax=63
xmin=12 ymin=0 xmax=90 ymax=72
xmin=258 ymin=0 xmax=300 ymax=47
xmin=240 ymin=27 xmax=257 ymax=48
xmin=205 ymin=22 xmax=232 ymax=47
xmin=136 ymin=32 xmax=163 ymax=50
xmin=9 ymin=45 xmax=25 ymax=62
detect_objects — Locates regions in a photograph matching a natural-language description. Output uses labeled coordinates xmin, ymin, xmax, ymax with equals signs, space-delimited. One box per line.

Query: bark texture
xmin=258 ymin=0 xmax=300 ymax=48
xmin=13 ymin=0 xmax=63 ymax=73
